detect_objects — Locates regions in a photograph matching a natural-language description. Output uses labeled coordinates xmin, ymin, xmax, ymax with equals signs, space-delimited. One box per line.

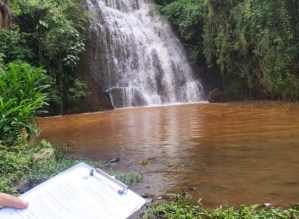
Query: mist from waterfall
xmin=86 ymin=0 xmax=204 ymax=108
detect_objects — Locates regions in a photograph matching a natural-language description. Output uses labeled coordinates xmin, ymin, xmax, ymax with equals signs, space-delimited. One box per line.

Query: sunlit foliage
xmin=0 ymin=63 xmax=49 ymax=143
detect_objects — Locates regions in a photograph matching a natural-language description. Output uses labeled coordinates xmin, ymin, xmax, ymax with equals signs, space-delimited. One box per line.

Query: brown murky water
xmin=37 ymin=101 xmax=299 ymax=207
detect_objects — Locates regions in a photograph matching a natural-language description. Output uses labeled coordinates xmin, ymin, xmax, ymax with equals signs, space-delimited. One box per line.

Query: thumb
xmin=0 ymin=193 xmax=29 ymax=209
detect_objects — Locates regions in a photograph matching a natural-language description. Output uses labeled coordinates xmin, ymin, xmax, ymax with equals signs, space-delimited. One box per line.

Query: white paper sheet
xmin=0 ymin=163 xmax=145 ymax=219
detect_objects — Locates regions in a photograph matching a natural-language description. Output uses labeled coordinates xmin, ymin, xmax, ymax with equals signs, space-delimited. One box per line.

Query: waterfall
xmin=85 ymin=0 xmax=204 ymax=108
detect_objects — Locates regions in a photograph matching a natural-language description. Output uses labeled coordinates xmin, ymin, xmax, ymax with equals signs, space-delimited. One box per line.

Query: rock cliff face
xmin=208 ymin=88 xmax=224 ymax=103
xmin=0 ymin=10 xmax=2 ymax=33
xmin=0 ymin=0 xmax=6 ymax=33
xmin=77 ymin=0 xmax=203 ymax=110
xmin=75 ymin=48 xmax=114 ymax=113
xmin=0 ymin=0 xmax=10 ymax=33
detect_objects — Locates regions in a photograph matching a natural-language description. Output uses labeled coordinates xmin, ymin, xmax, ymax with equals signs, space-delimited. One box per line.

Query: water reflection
xmin=37 ymin=101 xmax=299 ymax=207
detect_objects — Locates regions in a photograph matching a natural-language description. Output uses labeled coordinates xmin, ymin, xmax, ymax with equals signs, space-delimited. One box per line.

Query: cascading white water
xmin=86 ymin=0 xmax=204 ymax=108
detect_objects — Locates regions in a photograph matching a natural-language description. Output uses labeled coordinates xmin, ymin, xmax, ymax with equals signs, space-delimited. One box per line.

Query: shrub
xmin=0 ymin=62 xmax=49 ymax=142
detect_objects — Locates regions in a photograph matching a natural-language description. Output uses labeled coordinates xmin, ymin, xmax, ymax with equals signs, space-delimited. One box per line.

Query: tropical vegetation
xmin=1 ymin=0 xmax=88 ymax=115
xmin=0 ymin=63 xmax=48 ymax=143
xmin=154 ymin=0 xmax=299 ymax=101
xmin=1 ymin=0 xmax=299 ymax=218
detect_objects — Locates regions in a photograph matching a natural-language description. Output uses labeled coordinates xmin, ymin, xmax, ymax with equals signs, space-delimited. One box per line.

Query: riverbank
xmin=0 ymin=138 xmax=142 ymax=196
xmin=130 ymin=194 xmax=299 ymax=218
xmin=1 ymin=138 xmax=298 ymax=218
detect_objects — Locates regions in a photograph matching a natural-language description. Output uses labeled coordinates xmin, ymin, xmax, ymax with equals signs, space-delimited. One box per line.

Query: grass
xmin=0 ymin=135 xmax=142 ymax=196
xmin=142 ymin=193 xmax=299 ymax=219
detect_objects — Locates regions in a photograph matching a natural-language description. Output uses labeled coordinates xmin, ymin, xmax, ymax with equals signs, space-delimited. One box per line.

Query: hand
xmin=0 ymin=193 xmax=29 ymax=209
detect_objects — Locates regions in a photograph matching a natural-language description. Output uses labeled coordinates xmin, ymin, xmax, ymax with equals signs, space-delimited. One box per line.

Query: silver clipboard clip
xmin=89 ymin=168 xmax=128 ymax=195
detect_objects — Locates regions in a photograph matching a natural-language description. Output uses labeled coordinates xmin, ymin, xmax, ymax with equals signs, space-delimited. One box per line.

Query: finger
xmin=0 ymin=193 xmax=29 ymax=209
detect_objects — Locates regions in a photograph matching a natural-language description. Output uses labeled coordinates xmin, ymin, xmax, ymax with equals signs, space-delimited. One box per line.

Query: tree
xmin=156 ymin=0 xmax=299 ymax=101
xmin=0 ymin=0 xmax=87 ymax=114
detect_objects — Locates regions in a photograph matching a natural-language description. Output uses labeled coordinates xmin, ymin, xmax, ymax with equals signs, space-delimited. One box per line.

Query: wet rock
xmin=108 ymin=157 xmax=120 ymax=163
xmin=208 ymin=88 xmax=224 ymax=103
xmin=109 ymin=87 xmax=148 ymax=108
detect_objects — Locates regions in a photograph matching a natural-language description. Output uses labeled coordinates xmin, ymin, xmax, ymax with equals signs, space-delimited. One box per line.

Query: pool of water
xmin=37 ymin=101 xmax=299 ymax=207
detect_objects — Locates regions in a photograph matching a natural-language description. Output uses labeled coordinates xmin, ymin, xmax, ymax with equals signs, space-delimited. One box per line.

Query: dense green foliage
xmin=144 ymin=194 xmax=299 ymax=219
xmin=155 ymin=0 xmax=299 ymax=101
xmin=0 ymin=63 xmax=48 ymax=142
xmin=1 ymin=0 xmax=88 ymax=114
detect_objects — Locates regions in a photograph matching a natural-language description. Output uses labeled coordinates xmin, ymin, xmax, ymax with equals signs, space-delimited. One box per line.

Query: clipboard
xmin=0 ymin=162 xmax=145 ymax=219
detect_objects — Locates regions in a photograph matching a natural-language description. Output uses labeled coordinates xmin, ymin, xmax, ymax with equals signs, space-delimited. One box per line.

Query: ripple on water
xmin=37 ymin=101 xmax=299 ymax=207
